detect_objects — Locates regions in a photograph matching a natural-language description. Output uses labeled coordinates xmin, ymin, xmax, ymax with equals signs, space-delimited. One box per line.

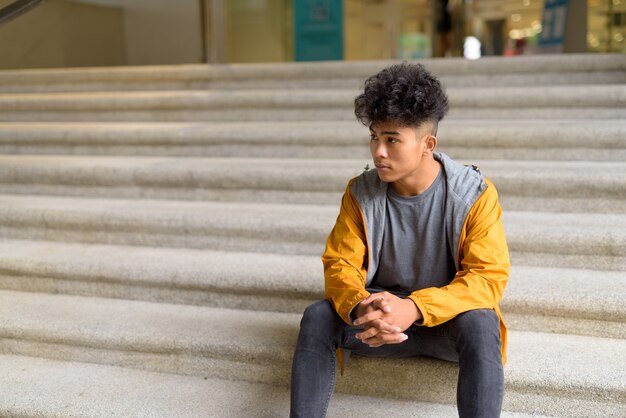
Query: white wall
xmin=70 ymin=0 xmax=203 ymax=65
xmin=0 ymin=0 xmax=204 ymax=69
xmin=120 ymin=0 xmax=203 ymax=65
xmin=0 ymin=0 xmax=126 ymax=69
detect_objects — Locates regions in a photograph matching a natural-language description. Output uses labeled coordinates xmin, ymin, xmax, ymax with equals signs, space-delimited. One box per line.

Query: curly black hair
xmin=354 ymin=62 xmax=449 ymax=134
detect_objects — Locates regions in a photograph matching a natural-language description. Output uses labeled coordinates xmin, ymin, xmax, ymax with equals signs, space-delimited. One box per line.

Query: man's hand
xmin=353 ymin=292 xmax=422 ymax=347
xmin=353 ymin=293 xmax=400 ymax=333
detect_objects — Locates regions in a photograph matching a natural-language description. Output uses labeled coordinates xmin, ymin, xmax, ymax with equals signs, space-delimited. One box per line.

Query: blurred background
xmin=1 ymin=0 xmax=624 ymax=70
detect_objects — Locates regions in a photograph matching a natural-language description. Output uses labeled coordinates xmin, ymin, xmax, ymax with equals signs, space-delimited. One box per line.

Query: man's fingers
xmin=355 ymin=320 xmax=400 ymax=340
xmin=356 ymin=319 xmax=395 ymax=339
xmin=355 ymin=314 xmax=402 ymax=334
xmin=356 ymin=319 xmax=405 ymax=342
xmin=359 ymin=292 xmax=391 ymax=308
xmin=362 ymin=332 xmax=408 ymax=347
xmin=375 ymin=320 xmax=402 ymax=333
xmin=366 ymin=342 xmax=385 ymax=348
xmin=354 ymin=312 xmax=402 ymax=334
xmin=355 ymin=326 xmax=380 ymax=341
xmin=353 ymin=309 xmax=384 ymax=326
xmin=371 ymin=297 xmax=391 ymax=313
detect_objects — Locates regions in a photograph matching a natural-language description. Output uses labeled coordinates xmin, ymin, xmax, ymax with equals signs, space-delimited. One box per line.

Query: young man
xmin=290 ymin=63 xmax=510 ymax=417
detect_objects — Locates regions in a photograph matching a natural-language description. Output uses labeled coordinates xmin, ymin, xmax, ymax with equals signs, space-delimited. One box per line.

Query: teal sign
xmin=539 ymin=0 xmax=569 ymax=47
xmin=294 ymin=0 xmax=344 ymax=61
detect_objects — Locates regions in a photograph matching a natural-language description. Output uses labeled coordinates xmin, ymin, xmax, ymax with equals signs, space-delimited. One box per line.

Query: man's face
xmin=369 ymin=120 xmax=433 ymax=184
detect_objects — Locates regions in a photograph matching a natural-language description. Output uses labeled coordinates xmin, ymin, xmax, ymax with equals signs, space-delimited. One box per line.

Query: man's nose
xmin=372 ymin=142 xmax=388 ymax=158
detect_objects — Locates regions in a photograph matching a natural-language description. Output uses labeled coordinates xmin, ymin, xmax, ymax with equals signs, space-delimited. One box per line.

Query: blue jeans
xmin=290 ymin=300 xmax=504 ymax=418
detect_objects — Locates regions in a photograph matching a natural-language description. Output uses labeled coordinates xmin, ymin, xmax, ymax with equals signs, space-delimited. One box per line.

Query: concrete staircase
xmin=0 ymin=53 xmax=624 ymax=417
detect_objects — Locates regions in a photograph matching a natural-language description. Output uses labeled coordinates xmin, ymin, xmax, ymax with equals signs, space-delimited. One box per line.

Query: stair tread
xmin=0 ymin=85 xmax=624 ymax=109
xmin=0 ymin=353 xmax=548 ymax=418
xmin=1 ymin=122 xmax=623 ymax=162
xmin=0 ymin=239 xmax=623 ymax=323
xmin=0 ymin=289 xmax=624 ymax=397
xmin=0 ymin=193 xmax=623 ymax=237
xmin=0 ymin=53 xmax=622 ymax=81
xmin=0 ymin=120 xmax=623 ymax=146
xmin=1 ymin=154 xmax=625 ymax=169
xmin=0 ymin=157 xmax=622 ymax=214
xmin=0 ymin=194 xmax=623 ymax=266
xmin=1 ymin=192 xmax=624 ymax=224
xmin=0 ymin=156 xmax=622 ymax=198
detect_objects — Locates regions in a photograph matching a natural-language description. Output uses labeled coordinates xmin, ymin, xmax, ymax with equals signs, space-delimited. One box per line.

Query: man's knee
xmin=450 ymin=309 xmax=501 ymax=353
xmin=300 ymin=300 xmax=340 ymax=330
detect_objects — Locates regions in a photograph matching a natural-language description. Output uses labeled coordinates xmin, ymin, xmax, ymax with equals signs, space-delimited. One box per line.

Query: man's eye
xmin=369 ymin=135 xmax=377 ymax=141
xmin=388 ymin=138 xmax=398 ymax=144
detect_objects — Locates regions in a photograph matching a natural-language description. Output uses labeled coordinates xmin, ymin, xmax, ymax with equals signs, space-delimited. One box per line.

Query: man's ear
xmin=423 ymin=134 xmax=437 ymax=155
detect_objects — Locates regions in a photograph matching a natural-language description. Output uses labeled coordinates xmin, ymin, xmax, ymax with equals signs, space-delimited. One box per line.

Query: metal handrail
xmin=0 ymin=0 xmax=44 ymax=27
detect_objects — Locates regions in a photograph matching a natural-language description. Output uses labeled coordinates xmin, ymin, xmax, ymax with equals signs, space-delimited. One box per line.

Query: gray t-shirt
xmin=368 ymin=167 xmax=457 ymax=297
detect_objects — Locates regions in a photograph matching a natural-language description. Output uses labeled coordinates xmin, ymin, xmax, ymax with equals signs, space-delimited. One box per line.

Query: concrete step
xmin=0 ymin=122 xmax=624 ymax=162
xmin=0 ymin=156 xmax=623 ymax=213
xmin=0 ymin=86 xmax=623 ymax=122
xmin=0 ymin=53 xmax=623 ymax=93
xmin=0 ymin=195 xmax=623 ymax=270
xmin=0 ymin=239 xmax=623 ymax=339
xmin=1 ymin=121 xmax=624 ymax=161
xmin=0 ymin=354 xmax=545 ymax=418
xmin=0 ymin=290 xmax=623 ymax=417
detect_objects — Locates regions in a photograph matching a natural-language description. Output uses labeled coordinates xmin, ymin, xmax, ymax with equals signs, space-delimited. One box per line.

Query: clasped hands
xmin=353 ymin=291 xmax=422 ymax=348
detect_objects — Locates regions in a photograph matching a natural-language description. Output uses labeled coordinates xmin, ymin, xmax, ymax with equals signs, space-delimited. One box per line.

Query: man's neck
xmin=390 ymin=158 xmax=441 ymax=197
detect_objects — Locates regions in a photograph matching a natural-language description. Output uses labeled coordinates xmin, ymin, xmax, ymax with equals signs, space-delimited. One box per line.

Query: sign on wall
xmin=538 ymin=0 xmax=569 ymax=52
xmin=294 ymin=0 xmax=344 ymax=61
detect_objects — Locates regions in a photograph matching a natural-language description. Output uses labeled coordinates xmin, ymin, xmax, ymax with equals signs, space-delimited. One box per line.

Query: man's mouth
xmin=375 ymin=163 xmax=390 ymax=169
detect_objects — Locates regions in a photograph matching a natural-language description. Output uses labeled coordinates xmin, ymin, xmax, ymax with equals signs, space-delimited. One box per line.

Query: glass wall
xmin=220 ymin=0 xmax=624 ymax=63
xmin=474 ymin=0 xmax=545 ymax=56
xmin=344 ymin=0 xmax=434 ymax=60
xmin=461 ymin=0 xmax=626 ymax=55
xmin=588 ymin=0 xmax=626 ymax=53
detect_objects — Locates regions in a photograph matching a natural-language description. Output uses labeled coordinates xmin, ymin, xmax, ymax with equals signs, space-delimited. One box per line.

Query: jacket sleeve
xmin=322 ymin=181 xmax=371 ymax=325
xmin=407 ymin=178 xmax=510 ymax=327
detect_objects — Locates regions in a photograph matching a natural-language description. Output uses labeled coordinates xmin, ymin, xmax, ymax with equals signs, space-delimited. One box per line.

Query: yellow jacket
xmin=322 ymin=152 xmax=510 ymax=365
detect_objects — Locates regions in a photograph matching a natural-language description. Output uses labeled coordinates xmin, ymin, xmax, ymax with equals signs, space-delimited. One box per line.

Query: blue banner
xmin=294 ymin=0 xmax=344 ymax=61
xmin=539 ymin=0 xmax=569 ymax=47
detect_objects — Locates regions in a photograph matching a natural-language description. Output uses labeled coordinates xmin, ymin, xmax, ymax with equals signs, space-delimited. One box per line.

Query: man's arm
xmin=324 ymin=182 xmax=406 ymax=344
xmin=323 ymin=182 xmax=371 ymax=324
xmin=407 ymin=179 xmax=510 ymax=327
